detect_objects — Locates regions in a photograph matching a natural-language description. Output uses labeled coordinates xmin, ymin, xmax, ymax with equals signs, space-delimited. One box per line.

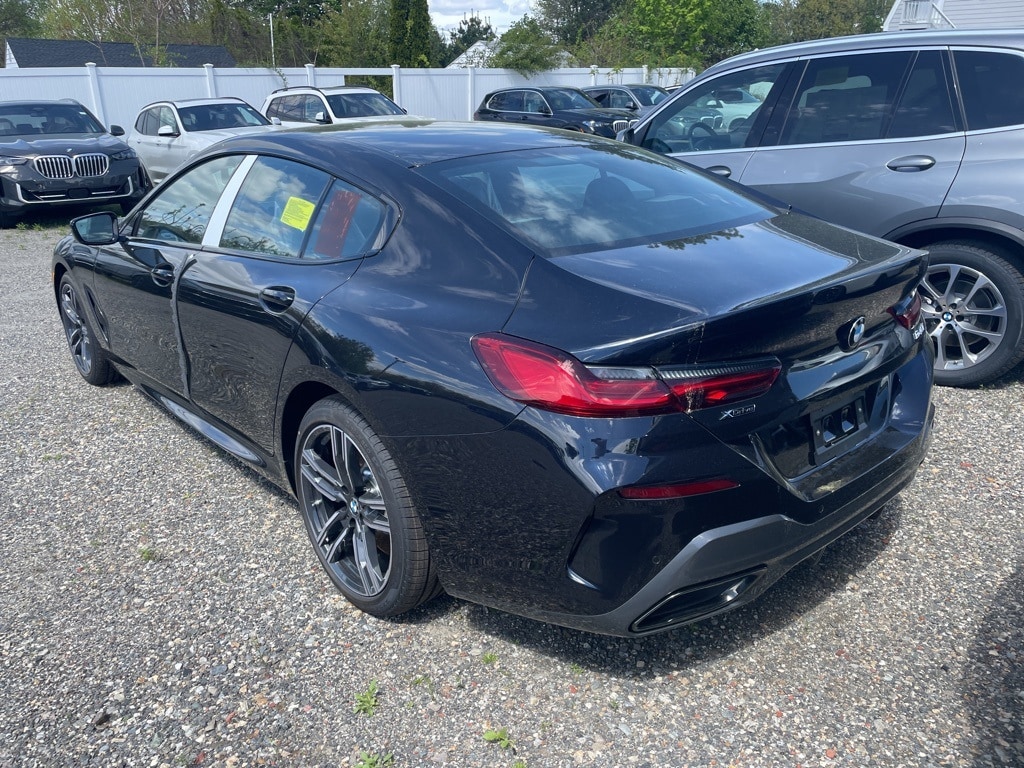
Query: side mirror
xmin=314 ymin=111 xmax=331 ymax=124
xmin=617 ymin=125 xmax=635 ymax=142
xmin=270 ymin=116 xmax=282 ymax=125
xmin=109 ymin=125 xmax=125 ymax=136
xmin=539 ymin=105 xmax=552 ymax=116
xmin=157 ymin=125 xmax=179 ymax=137
xmin=71 ymin=211 xmax=120 ymax=246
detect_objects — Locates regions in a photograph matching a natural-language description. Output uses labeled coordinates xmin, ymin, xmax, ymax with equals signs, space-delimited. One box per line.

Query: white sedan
xmin=127 ymin=98 xmax=278 ymax=183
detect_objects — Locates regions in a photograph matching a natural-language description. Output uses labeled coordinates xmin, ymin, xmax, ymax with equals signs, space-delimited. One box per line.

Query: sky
xmin=429 ymin=0 xmax=532 ymax=34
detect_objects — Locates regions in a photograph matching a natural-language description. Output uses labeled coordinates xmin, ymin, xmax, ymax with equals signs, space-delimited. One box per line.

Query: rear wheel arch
xmin=889 ymin=226 xmax=1024 ymax=386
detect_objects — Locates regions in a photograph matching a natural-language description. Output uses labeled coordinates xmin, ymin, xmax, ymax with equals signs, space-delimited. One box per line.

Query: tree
xmin=0 ymin=0 xmax=41 ymax=39
xmin=490 ymin=15 xmax=564 ymax=76
xmin=388 ymin=0 xmax=432 ymax=66
xmin=629 ymin=0 xmax=764 ymax=69
xmin=534 ymin=0 xmax=623 ymax=46
xmin=443 ymin=15 xmax=496 ymax=65
xmin=320 ymin=0 xmax=392 ymax=67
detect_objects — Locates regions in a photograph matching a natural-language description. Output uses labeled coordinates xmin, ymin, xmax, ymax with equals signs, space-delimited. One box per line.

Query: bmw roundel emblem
xmin=847 ymin=316 xmax=867 ymax=348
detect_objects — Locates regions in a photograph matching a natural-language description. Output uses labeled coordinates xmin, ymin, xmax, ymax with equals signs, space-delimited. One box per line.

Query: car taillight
xmin=472 ymin=333 xmax=675 ymax=417
xmin=619 ymin=478 xmax=739 ymax=500
xmin=472 ymin=333 xmax=780 ymax=417
xmin=659 ymin=363 xmax=781 ymax=412
xmin=890 ymin=291 xmax=922 ymax=330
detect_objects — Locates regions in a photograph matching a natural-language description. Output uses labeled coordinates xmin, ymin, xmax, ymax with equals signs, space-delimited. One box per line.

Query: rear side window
xmin=888 ymin=50 xmax=957 ymax=138
xmin=220 ymin=156 xmax=332 ymax=259
xmin=305 ymin=179 xmax=388 ymax=260
xmin=488 ymin=92 xmax=524 ymax=111
xmin=955 ymin=49 xmax=1024 ymax=130
xmin=779 ymin=51 xmax=913 ymax=145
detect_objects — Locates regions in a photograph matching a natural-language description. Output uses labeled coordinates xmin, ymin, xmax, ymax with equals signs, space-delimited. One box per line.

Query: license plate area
xmin=811 ymin=395 xmax=867 ymax=463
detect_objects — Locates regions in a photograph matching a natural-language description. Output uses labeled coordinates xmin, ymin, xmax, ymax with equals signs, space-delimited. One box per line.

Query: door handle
xmin=259 ymin=286 xmax=296 ymax=313
xmin=151 ymin=265 xmax=174 ymax=286
xmin=706 ymin=165 xmax=732 ymax=178
xmin=886 ymin=155 xmax=936 ymax=172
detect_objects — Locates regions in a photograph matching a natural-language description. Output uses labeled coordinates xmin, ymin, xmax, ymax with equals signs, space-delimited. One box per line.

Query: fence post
xmin=643 ymin=65 xmax=649 ymax=84
xmin=467 ymin=67 xmax=476 ymax=121
xmin=590 ymin=66 xmax=598 ymax=85
xmin=391 ymin=64 xmax=402 ymax=106
xmin=84 ymin=63 xmax=107 ymax=126
xmin=204 ymin=63 xmax=217 ymax=97
xmin=305 ymin=63 xmax=317 ymax=86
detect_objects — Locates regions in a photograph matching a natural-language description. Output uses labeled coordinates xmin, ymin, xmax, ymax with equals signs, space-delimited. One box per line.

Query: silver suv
xmin=262 ymin=86 xmax=407 ymax=127
xmin=619 ymin=29 xmax=1024 ymax=386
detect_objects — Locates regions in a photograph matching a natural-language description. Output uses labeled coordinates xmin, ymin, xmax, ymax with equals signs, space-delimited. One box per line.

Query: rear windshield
xmin=420 ymin=144 xmax=771 ymax=255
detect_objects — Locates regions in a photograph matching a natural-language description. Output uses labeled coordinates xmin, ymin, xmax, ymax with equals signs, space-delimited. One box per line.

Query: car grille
xmin=703 ymin=114 xmax=724 ymax=130
xmin=612 ymin=119 xmax=632 ymax=134
xmin=33 ymin=153 xmax=110 ymax=180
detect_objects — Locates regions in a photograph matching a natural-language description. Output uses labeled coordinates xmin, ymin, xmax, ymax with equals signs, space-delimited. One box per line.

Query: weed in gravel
xmin=483 ymin=726 xmax=515 ymax=751
xmin=354 ymin=680 xmax=380 ymax=716
xmin=481 ymin=651 xmax=498 ymax=664
xmin=138 ymin=546 xmax=158 ymax=562
xmin=355 ymin=750 xmax=393 ymax=767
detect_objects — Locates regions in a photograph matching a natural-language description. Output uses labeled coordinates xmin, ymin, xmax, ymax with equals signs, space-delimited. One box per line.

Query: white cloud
xmin=430 ymin=0 xmax=532 ymax=33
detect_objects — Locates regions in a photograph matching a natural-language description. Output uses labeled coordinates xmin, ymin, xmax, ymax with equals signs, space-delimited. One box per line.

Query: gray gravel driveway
xmin=1 ymin=226 xmax=1021 ymax=768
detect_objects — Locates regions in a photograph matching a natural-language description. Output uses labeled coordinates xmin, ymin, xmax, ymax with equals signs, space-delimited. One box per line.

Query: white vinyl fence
xmin=0 ymin=63 xmax=694 ymax=130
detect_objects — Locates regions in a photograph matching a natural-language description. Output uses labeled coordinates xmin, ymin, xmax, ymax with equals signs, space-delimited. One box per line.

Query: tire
xmin=57 ymin=274 xmax=119 ymax=386
xmin=295 ymin=397 xmax=439 ymax=617
xmin=918 ymin=241 xmax=1024 ymax=387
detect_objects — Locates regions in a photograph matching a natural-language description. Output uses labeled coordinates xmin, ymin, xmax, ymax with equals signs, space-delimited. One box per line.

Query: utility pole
xmin=268 ymin=13 xmax=276 ymax=69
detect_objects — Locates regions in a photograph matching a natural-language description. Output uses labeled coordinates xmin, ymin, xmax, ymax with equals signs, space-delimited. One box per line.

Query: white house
xmin=884 ymin=0 xmax=1024 ymax=31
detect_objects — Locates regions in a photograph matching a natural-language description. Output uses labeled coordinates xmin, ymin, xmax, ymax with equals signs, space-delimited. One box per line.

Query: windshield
xmin=326 ymin=92 xmax=404 ymax=117
xmin=545 ymin=89 xmax=599 ymax=111
xmin=422 ymin=144 xmax=771 ymax=255
xmin=632 ymin=86 xmax=669 ymax=107
xmin=178 ymin=103 xmax=270 ymax=131
xmin=0 ymin=103 xmax=105 ymax=136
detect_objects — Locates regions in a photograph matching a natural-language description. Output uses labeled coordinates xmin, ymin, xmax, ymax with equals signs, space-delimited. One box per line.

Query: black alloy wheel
xmin=295 ymin=397 xmax=439 ymax=617
xmin=58 ymin=274 xmax=117 ymax=386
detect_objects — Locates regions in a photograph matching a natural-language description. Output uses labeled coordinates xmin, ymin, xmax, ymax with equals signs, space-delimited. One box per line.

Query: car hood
xmin=188 ymin=125 xmax=280 ymax=144
xmin=565 ymin=107 xmax=636 ymax=121
xmin=502 ymin=211 xmax=926 ymax=365
xmin=0 ymin=133 xmax=128 ymax=155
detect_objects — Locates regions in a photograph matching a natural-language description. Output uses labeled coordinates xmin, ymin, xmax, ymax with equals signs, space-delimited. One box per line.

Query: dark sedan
xmin=53 ymin=121 xmax=934 ymax=636
xmin=473 ymin=86 xmax=633 ymax=137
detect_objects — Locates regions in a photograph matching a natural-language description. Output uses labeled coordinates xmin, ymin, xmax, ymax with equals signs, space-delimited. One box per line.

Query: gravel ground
xmin=1 ymin=225 xmax=1021 ymax=768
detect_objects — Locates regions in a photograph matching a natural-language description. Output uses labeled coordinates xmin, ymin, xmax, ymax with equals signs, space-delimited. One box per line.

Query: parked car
xmin=262 ymin=85 xmax=408 ymax=127
xmin=618 ymin=29 xmax=1024 ymax=387
xmin=0 ymin=99 xmax=149 ymax=226
xmin=691 ymin=87 xmax=763 ymax=131
xmin=581 ymin=83 xmax=672 ymax=117
xmin=127 ymin=97 xmax=276 ymax=183
xmin=53 ymin=121 xmax=934 ymax=637
xmin=473 ymin=86 xmax=633 ymax=137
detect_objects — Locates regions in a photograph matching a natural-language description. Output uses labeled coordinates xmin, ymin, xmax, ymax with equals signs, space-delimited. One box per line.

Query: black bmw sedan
xmin=53 ymin=121 xmax=934 ymax=636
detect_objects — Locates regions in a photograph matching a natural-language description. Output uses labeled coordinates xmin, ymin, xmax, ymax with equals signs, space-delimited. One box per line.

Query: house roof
xmin=4 ymin=38 xmax=236 ymax=68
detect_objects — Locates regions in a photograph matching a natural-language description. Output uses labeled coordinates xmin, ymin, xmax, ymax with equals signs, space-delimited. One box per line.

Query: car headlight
xmin=110 ymin=148 xmax=137 ymax=161
xmin=0 ymin=156 xmax=29 ymax=166
xmin=581 ymin=120 xmax=601 ymax=133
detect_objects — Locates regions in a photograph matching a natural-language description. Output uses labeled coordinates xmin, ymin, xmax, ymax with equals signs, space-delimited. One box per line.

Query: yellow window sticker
xmin=280 ymin=196 xmax=316 ymax=231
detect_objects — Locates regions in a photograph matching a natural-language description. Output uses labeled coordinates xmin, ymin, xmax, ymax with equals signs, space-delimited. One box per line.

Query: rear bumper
xmin=515 ymin=399 xmax=934 ymax=636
